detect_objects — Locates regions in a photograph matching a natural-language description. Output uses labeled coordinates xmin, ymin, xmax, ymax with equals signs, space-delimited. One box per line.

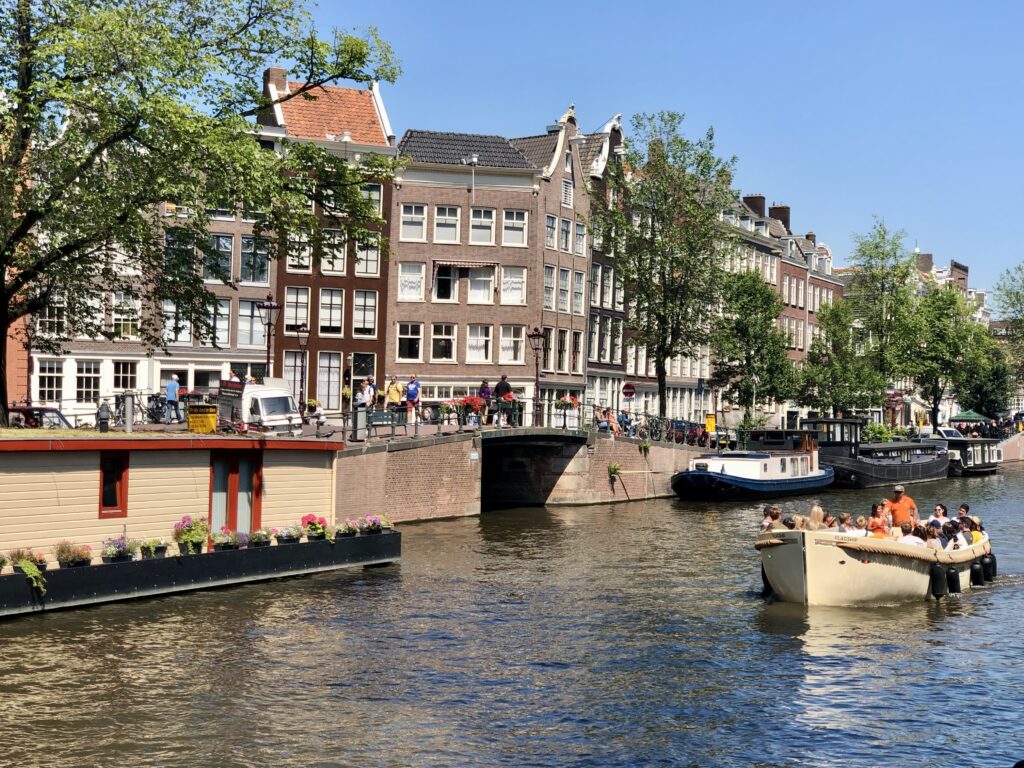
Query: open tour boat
xmin=756 ymin=529 xmax=995 ymax=606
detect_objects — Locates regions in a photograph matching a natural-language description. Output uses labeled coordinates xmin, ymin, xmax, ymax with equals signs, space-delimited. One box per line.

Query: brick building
xmin=257 ymin=67 xmax=397 ymax=413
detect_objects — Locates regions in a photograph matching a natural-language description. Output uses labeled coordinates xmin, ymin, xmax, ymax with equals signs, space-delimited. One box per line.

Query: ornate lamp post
xmin=24 ymin=316 xmax=36 ymax=406
xmin=527 ymin=326 xmax=545 ymax=427
xmin=296 ymin=322 xmax=310 ymax=416
xmin=255 ymin=293 xmax=280 ymax=379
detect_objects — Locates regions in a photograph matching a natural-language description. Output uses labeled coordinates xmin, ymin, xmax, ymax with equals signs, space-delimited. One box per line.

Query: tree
xmin=591 ymin=111 xmax=736 ymax=417
xmin=0 ymin=0 xmax=400 ymax=423
xmin=798 ymin=298 xmax=886 ymax=416
xmin=709 ymin=270 xmax=796 ymax=424
xmin=845 ymin=218 xmax=920 ymax=383
xmin=911 ymin=286 xmax=979 ymax=427
xmin=954 ymin=329 xmax=1013 ymax=417
xmin=995 ymin=263 xmax=1024 ymax=379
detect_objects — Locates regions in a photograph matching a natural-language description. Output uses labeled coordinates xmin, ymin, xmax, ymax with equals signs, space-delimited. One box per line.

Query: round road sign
xmin=622 ymin=382 xmax=636 ymax=399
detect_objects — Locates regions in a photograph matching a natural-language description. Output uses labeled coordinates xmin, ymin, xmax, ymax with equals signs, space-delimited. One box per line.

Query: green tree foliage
xmin=710 ymin=270 xmax=796 ymax=423
xmin=0 ymin=0 xmax=400 ymax=422
xmin=912 ymin=286 xmax=980 ymax=427
xmin=846 ymin=219 xmax=920 ymax=383
xmin=591 ymin=111 xmax=736 ymax=417
xmin=954 ymin=329 xmax=1013 ymax=417
xmin=798 ymin=298 xmax=886 ymax=416
xmin=995 ymin=263 xmax=1024 ymax=378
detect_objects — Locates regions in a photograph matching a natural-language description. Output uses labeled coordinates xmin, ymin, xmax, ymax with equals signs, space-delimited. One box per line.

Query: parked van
xmin=218 ymin=378 xmax=302 ymax=436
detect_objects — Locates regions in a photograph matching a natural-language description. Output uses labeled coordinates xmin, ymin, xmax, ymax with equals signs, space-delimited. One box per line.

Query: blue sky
xmin=315 ymin=1 xmax=1020 ymax=291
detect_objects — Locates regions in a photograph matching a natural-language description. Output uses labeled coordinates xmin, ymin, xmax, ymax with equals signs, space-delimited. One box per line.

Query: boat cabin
xmin=690 ymin=428 xmax=822 ymax=481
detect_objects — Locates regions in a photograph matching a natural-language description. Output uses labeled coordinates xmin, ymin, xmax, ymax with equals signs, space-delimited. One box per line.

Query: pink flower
xmin=220 ymin=525 xmax=232 ymax=534
xmin=317 ymin=517 xmax=327 ymax=527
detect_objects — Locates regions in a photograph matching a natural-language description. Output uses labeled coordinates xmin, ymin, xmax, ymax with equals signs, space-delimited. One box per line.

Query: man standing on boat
xmin=884 ymin=485 xmax=919 ymax=528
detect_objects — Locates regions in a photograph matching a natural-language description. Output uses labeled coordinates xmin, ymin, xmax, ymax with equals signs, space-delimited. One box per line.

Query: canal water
xmin=2 ymin=471 xmax=1023 ymax=767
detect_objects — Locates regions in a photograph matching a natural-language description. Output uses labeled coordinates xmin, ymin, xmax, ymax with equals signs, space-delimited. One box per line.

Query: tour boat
xmin=800 ymin=418 xmax=949 ymax=488
xmin=756 ymin=529 xmax=995 ymax=606
xmin=670 ymin=429 xmax=834 ymax=501
xmin=914 ymin=427 xmax=1003 ymax=476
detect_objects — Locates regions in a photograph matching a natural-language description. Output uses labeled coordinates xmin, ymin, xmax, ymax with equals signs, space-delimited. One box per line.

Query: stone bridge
xmin=336 ymin=427 xmax=700 ymax=524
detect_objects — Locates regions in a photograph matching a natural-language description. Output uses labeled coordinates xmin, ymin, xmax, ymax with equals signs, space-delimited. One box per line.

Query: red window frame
xmin=208 ymin=451 xmax=263 ymax=532
xmin=98 ymin=451 xmax=130 ymax=518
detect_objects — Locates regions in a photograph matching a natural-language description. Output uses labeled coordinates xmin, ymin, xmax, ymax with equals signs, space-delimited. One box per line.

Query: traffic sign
xmin=622 ymin=382 xmax=636 ymax=399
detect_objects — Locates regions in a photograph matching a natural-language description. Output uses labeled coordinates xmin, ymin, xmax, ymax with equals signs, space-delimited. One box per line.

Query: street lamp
xmin=296 ymin=322 xmax=310 ymax=416
xmin=255 ymin=293 xmax=280 ymax=379
xmin=24 ymin=316 xmax=36 ymax=406
xmin=527 ymin=326 xmax=545 ymax=427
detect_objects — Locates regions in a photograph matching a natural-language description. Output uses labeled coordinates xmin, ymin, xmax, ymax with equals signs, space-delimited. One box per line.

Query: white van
xmin=219 ymin=378 xmax=302 ymax=436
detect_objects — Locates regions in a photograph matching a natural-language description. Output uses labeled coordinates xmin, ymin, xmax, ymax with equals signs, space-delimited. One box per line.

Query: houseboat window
xmin=780 ymin=459 xmax=787 ymax=473
xmin=99 ymin=452 xmax=129 ymax=518
xmin=790 ymin=458 xmax=798 ymax=474
xmin=763 ymin=463 xmax=768 ymax=473
xmin=800 ymin=457 xmax=809 ymax=475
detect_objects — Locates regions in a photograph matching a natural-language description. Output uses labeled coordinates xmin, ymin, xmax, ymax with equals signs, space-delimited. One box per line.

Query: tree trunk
xmin=656 ymin=357 xmax=667 ymax=418
xmin=0 ymin=316 xmax=10 ymax=427
xmin=931 ymin=397 xmax=941 ymax=429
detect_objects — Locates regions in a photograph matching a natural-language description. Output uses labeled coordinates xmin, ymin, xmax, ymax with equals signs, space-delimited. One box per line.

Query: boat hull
xmin=671 ymin=467 xmax=834 ymax=501
xmin=823 ymin=453 xmax=949 ymax=488
xmin=758 ymin=530 xmax=990 ymax=606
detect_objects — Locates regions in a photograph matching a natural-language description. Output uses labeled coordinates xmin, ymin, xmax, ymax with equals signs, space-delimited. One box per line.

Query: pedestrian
xmin=384 ymin=375 xmax=403 ymax=414
xmin=406 ymin=373 xmax=421 ymax=423
xmin=228 ymin=370 xmax=240 ymax=383
xmin=493 ymin=374 xmax=512 ymax=425
xmin=478 ymin=379 xmax=493 ymax=424
xmin=164 ymin=374 xmax=182 ymax=424
xmin=366 ymin=375 xmax=378 ymax=410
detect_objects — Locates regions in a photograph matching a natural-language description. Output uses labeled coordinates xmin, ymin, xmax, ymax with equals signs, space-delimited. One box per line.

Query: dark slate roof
xmin=510 ymin=133 xmax=559 ymax=169
xmin=399 ymin=130 xmax=534 ymax=169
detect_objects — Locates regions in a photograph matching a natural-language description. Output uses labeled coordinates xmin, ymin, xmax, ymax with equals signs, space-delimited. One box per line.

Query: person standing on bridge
xmin=406 ymin=374 xmax=421 ymax=424
xmin=493 ymin=375 xmax=513 ymax=426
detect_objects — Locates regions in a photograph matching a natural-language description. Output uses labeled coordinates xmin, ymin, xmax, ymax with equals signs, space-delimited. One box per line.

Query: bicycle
xmin=113 ymin=392 xmax=147 ymax=427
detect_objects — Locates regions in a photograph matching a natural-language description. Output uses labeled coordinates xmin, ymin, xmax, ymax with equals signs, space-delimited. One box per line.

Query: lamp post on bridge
xmin=527 ymin=326 xmax=545 ymax=427
xmin=296 ymin=322 xmax=310 ymax=417
xmin=256 ymin=294 xmax=280 ymax=380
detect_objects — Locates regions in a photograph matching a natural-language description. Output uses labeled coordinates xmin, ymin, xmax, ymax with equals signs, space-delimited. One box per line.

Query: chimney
xmin=263 ymin=67 xmax=288 ymax=95
xmin=769 ymin=204 xmax=791 ymax=234
xmin=916 ymin=252 xmax=934 ymax=273
xmin=743 ymin=194 xmax=765 ymax=217
xmin=805 ymin=231 xmax=816 ymax=244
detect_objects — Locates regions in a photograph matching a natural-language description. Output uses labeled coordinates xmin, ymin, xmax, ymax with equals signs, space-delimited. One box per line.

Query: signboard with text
xmin=705 ymin=414 xmax=717 ymax=433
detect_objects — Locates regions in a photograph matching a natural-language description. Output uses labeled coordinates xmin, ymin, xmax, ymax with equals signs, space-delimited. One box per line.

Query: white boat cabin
xmin=690 ymin=430 xmax=821 ymax=480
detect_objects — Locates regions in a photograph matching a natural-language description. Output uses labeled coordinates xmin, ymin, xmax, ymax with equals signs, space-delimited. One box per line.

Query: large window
xmin=545 ymin=214 xmax=556 ymax=249
xmin=434 ymin=265 xmax=458 ymax=302
xmin=575 ymin=222 xmax=586 ymax=255
xmin=240 ymin=236 xmax=269 ymax=284
xmin=435 ymin=206 xmax=460 ymax=243
xmin=113 ymin=361 xmax=137 ymax=390
xmin=37 ymin=297 xmax=66 ymax=337
xmin=287 ymin=235 xmax=311 ymax=273
xmin=352 ymin=352 xmax=376 ymax=382
xmin=322 ymin=229 xmax=346 ymax=274
xmin=361 ymin=183 xmax=382 ymax=214
xmin=205 ymin=234 xmax=233 ymax=282
xmin=283 ymin=350 xmax=304 ymax=400
xmin=284 ymin=287 xmax=309 ymax=333
xmin=542 ymin=327 xmax=554 ymax=371
xmin=207 ymin=298 xmax=230 ymax=347
xmin=590 ymin=263 xmax=601 ymax=306
xmin=543 ymin=265 xmax=555 ymax=310
xmin=162 ymin=300 xmax=191 ymax=345
xmin=98 ymin=452 xmax=129 ymax=519
xmin=398 ymin=322 xmax=423 ymax=361
xmin=499 ymin=325 xmax=525 ymax=364
xmin=470 ymin=208 xmax=495 ymax=244
xmin=501 ymin=266 xmax=526 ymax=305
xmin=601 ymin=268 xmax=613 ymax=309
xmin=401 ymin=204 xmax=427 ymax=241
xmin=560 ymin=218 xmax=571 ymax=251
xmin=319 ymin=289 xmax=344 ymax=336
xmin=431 ymin=323 xmax=456 ymax=362
xmin=558 ymin=268 xmax=570 ymax=312
xmin=238 ymin=300 xmax=266 ymax=347
xmin=467 ymin=324 xmax=492 ymax=362
xmin=112 ymin=291 xmax=140 ymax=339
xmin=503 ymin=210 xmax=527 ymax=246
xmin=612 ymin=319 xmax=623 ymax=364
xmin=399 ymin=263 xmax=425 ymax=302
xmin=318 ymin=352 xmax=343 ymax=410
xmin=572 ymin=271 xmax=585 ymax=315
xmin=468 ymin=267 xmax=494 ymax=304
xmin=588 ymin=315 xmax=599 ymax=362
xmin=353 ymin=290 xmax=377 ymax=337
xmin=614 ymin=275 xmax=624 ymax=310
xmin=77 ymin=360 xmax=100 ymax=403
xmin=572 ymin=330 xmax=583 ymax=373
xmin=355 ymin=234 xmax=380 ymax=276
xmin=557 ymin=328 xmax=568 ymax=372
xmin=38 ymin=360 xmax=62 ymax=402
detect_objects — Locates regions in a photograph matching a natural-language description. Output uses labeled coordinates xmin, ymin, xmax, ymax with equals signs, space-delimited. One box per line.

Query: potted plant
xmin=140 ymin=539 xmax=169 ymax=559
xmin=54 ymin=540 xmax=93 ymax=568
xmin=338 ymin=520 xmax=359 ymax=538
xmin=212 ymin=526 xmax=241 ymax=551
xmin=9 ymin=547 xmax=47 ymax=573
xmin=0 ymin=553 xmax=6 ymax=573
xmin=101 ymin=534 xmax=138 ymax=563
xmin=380 ymin=515 xmax=396 ymax=533
xmin=248 ymin=529 xmax=272 ymax=548
xmin=301 ymin=514 xmax=329 ymax=541
xmin=274 ymin=525 xmax=302 ymax=544
xmin=553 ymin=394 xmax=580 ymax=429
xmin=173 ymin=514 xmax=210 ymax=555
xmin=608 ymin=462 xmax=621 ymax=481
xmin=359 ymin=515 xmax=384 ymax=535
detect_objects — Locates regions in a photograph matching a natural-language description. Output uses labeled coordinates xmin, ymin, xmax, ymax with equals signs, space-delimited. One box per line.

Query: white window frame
xmin=400 ymin=203 xmax=427 ymax=242
xmin=162 ymin=300 xmax=191 ymax=345
xmin=205 ymin=234 xmax=233 ymax=283
xmin=361 ymin=183 xmax=382 ymax=215
xmin=352 ymin=290 xmax=378 ymax=338
xmin=560 ymin=218 xmax=571 ymax=252
xmin=502 ymin=209 xmax=528 ymax=247
xmin=319 ymin=288 xmax=344 ymax=337
xmin=433 ymin=265 xmax=459 ymax=303
xmin=468 ymin=266 xmax=495 ymax=305
xmin=206 ymin=298 xmax=231 ymax=348
xmin=558 ymin=267 xmax=570 ymax=313
xmin=572 ymin=271 xmax=585 ymax=315
xmin=561 ymin=178 xmax=574 ymax=207
xmin=500 ymin=265 xmax=527 ymax=305
xmin=321 ymin=229 xmax=347 ymax=275
xmin=575 ymin=221 xmax=586 ymax=256
xmin=240 ymin=236 xmax=270 ymax=285
xmin=237 ymin=299 xmax=266 ymax=348
xmin=543 ymin=265 xmax=555 ymax=310
xmin=545 ymin=214 xmax=556 ymax=250
xmin=355 ymin=233 xmax=380 ymax=277
xmin=466 ymin=324 xmax=493 ymax=363
xmin=398 ymin=262 xmax=426 ymax=302
xmin=317 ymin=352 xmax=343 ymax=410
xmin=397 ymin=322 xmax=424 ymax=362
xmin=284 ymin=287 xmax=309 ymax=334
xmin=470 ymin=208 xmax=495 ymax=245
xmin=286 ymin=235 xmax=312 ymax=274
xmin=430 ymin=323 xmax=457 ymax=363
xmin=434 ymin=206 xmax=460 ymax=243
xmin=590 ymin=263 xmax=601 ymax=306
xmin=499 ymin=325 xmax=525 ymax=364
xmin=556 ymin=328 xmax=569 ymax=373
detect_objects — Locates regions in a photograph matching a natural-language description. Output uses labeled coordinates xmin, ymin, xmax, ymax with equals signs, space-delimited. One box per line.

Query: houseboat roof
xmin=0 ymin=436 xmax=347 ymax=452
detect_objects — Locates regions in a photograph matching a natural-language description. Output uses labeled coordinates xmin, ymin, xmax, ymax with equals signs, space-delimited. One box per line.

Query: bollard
xmin=124 ymin=393 xmax=134 ymax=434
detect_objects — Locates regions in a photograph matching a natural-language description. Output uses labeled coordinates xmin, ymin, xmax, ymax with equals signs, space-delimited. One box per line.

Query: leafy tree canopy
xmin=954 ymin=328 xmax=1014 ymax=418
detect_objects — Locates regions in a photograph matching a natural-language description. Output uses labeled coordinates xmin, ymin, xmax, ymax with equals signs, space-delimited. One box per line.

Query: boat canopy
xmin=800 ymin=418 xmax=862 ymax=446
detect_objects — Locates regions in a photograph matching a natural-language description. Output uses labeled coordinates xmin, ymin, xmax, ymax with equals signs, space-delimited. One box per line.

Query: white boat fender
xmin=981 ymin=554 xmax=995 ymax=582
xmin=970 ymin=562 xmax=985 ymax=587
xmin=930 ymin=562 xmax=948 ymax=599
xmin=946 ymin=566 xmax=961 ymax=594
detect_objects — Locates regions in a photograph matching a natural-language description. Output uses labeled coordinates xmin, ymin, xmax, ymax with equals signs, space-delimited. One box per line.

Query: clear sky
xmin=314 ymin=0 xmax=1021 ymax=291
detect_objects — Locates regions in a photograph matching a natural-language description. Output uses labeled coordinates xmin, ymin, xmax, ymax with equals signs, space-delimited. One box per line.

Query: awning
xmin=432 ymin=259 xmax=499 ymax=280
xmin=950 ymin=409 xmax=989 ymax=422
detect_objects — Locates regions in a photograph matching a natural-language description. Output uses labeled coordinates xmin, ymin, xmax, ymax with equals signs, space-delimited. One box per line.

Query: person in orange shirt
xmin=883 ymin=485 xmax=919 ymax=528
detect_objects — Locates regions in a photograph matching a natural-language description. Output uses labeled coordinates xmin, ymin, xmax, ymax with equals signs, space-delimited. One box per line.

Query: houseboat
xmin=800 ymin=418 xmax=949 ymax=489
xmin=670 ymin=429 xmax=834 ymax=501
xmin=756 ymin=529 xmax=994 ymax=606
xmin=915 ymin=427 xmax=1003 ymax=476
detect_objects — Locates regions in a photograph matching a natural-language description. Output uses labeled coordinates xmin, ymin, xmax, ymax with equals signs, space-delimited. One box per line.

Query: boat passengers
xmin=882 ymin=485 xmax=919 ymax=528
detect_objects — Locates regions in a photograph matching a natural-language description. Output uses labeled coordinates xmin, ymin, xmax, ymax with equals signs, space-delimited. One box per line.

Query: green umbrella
xmin=950 ymin=409 xmax=988 ymax=422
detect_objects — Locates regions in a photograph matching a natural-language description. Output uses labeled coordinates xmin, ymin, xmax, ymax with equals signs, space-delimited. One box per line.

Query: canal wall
xmin=999 ymin=431 xmax=1024 ymax=462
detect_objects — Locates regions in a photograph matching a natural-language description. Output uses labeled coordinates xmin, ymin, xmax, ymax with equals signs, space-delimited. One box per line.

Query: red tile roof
xmin=279 ymin=82 xmax=388 ymax=145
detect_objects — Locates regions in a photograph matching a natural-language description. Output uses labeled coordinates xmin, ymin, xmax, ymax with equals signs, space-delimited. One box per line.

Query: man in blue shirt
xmin=405 ymin=374 xmax=421 ymax=423
xmin=165 ymin=374 xmax=181 ymax=424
